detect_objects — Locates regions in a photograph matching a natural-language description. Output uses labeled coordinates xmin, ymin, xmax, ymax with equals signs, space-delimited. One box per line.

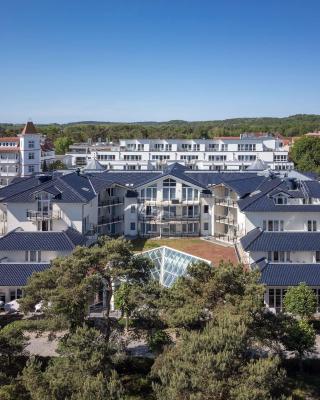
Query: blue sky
xmin=1 ymin=0 xmax=320 ymax=123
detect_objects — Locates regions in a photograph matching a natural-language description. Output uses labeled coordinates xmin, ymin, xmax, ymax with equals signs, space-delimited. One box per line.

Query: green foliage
xmin=159 ymin=261 xmax=264 ymax=329
xmin=20 ymin=237 xmax=152 ymax=331
xmin=290 ymin=136 xmax=320 ymax=173
xmin=22 ymin=326 xmax=124 ymax=400
xmin=147 ymin=330 xmax=172 ymax=354
xmin=47 ymin=160 xmax=67 ymax=170
xmin=0 ymin=317 xmax=67 ymax=335
xmin=2 ymin=115 xmax=320 ymax=145
xmin=53 ymin=136 xmax=73 ymax=154
xmin=283 ymin=283 xmax=317 ymax=319
xmin=152 ymin=308 xmax=286 ymax=400
xmin=283 ymin=319 xmax=316 ymax=360
xmin=0 ymin=327 xmax=27 ymax=368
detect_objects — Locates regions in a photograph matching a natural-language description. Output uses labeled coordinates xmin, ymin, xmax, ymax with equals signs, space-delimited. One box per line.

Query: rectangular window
xmin=130 ymin=222 xmax=135 ymax=231
xmin=204 ymin=205 xmax=209 ymax=213
xmin=28 ymin=140 xmax=35 ymax=149
xmin=28 ymin=165 xmax=35 ymax=173
xmin=30 ymin=251 xmax=37 ymax=262
xmin=204 ymin=222 xmax=209 ymax=231
xmin=269 ymin=289 xmax=275 ymax=308
xmin=130 ymin=205 xmax=136 ymax=213
xmin=307 ymin=220 xmax=317 ymax=231
xmin=28 ymin=152 xmax=35 ymax=160
xmin=273 ymin=251 xmax=279 ymax=262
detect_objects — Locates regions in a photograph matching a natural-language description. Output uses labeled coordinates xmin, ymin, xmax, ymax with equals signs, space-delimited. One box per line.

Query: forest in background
xmin=1 ymin=114 xmax=320 ymax=143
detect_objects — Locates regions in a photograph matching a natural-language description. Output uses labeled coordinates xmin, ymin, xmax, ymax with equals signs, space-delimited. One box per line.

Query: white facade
xmin=0 ymin=163 xmax=319 ymax=313
xmin=0 ymin=122 xmax=56 ymax=187
xmin=66 ymin=134 xmax=293 ymax=172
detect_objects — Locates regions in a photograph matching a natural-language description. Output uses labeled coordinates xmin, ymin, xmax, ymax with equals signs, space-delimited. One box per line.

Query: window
xmin=274 ymin=194 xmax=287 ymax=205
xmin=163 ymin=179 xmax=176 ymax=201
xmin=204 ymin=222 xmax=209 ymax=230
xmin=204 ymin=205 xmax=209 ymax=213
xmin=267 ymin=251 xmax=290 ymax=262
xmin=307 ymin=220 xmax=317 ymax=232
xmin=182 ymin=185 xmax=199 ymax=201
xmin=274 ymin=154 xmax=288 ymax=162
xmin=163 ymin=206 xmax=176 ymax=218
xmin=131 ymin=205 xmax=136 ymax=213
xmin=28 ymin=140 xmax=35 ymax=149
xmin=28 ymin=165 xmax=35 ymax=173
xmin=263 ymin=220 xmax=284 ymax=231
xmin=183 ymin=205 xmax=199 ymax=217
xmin=208 ymin=143 xmax=219 ymax=151
xmin=141 ymin=185 xmax=157 ymax=200
xmin=238 ymin=155 xmax=256 ymax=162
xmin=130 ymin=222 xmax=136 ymax=231
xmin=124 ymin=155 xmax=142 ymax=161
xmin=25 ymin=250 xmax=41 ymax=262
xmin=268 ymin=288 xmax=287 ymax=312
xmin=238 ymin=144 xmax=256 ymax=151
xmin=28 ymin=152 xmax=35 ymax=160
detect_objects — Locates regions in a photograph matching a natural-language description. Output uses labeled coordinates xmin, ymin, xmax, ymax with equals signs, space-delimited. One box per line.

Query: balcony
xmin=215 ymin=214 xmax=237 ymax=225
xmin=26 ymin=210 xmax=61 ymax=221
xmin=98 ymin=197 xmax=124 ymax=207
xmin=214 ymin=197 xmax=238 ymax=208
xmin=98 ymin=215 xmax=124 ymax=225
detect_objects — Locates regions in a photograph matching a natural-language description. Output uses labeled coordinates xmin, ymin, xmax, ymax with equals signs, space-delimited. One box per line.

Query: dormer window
xmin=274 ymin=194 xmax=288 ymax=205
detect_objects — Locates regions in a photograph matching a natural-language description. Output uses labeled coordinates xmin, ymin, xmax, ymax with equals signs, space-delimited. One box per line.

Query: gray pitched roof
xmin=0 ymin=263 xmax=50 ymax=286
xmin=241 ymin=230 xmax=320 ymax=252
xmin=0 ymin=173 xmax=100 ymax=203
xmin=0 ymin=228 xmax=86 ymax=251
xmin=238 ymin=178 xmax=320 ymax=212
xmin=259 ymin=263 xmax=320 ymax=286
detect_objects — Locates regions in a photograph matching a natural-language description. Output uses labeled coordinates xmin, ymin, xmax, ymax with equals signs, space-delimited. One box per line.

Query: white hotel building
xmin=0 ymin=122 xmax=55 ymax=187
xmin=66 ymin=133 xmax=293 ymax=171
xmin=0 ymin=157 xmax=319 ymax=314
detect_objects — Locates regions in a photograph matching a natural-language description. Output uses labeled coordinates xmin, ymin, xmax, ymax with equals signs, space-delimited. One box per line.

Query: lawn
xmin=131 ymin=237 xmax=238 ymax=266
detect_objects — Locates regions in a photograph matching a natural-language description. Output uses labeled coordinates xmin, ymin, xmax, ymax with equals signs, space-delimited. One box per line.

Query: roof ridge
xmin=240 ymin=179 xmax=283 ymax=211
xmin=63 ymin=227 xmax=78 ymax=247
xmin=57 ymin=175 xmax=88 ymax=202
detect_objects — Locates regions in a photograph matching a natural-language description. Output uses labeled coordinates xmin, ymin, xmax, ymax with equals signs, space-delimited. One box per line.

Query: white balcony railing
xmin=26 ymin=210 xmax=61 ymax=221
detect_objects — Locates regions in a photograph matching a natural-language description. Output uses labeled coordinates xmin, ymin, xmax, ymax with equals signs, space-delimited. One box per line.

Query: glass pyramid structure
xmin=140 ymin=246 xmax=211 ymax=287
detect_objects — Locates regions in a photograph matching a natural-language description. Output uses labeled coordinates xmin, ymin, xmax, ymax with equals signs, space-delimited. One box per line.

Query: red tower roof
xmin=21 ymin=121 xmax=37 ymax=135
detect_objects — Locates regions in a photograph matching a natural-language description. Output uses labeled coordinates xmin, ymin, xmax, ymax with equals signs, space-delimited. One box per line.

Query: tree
xmin=152 ymin=307 xmax=286 ymax=400
xmin=22 ymin=326 xmax=124 ymax=400
xmin=283 ymin=283 xmax=317 ymax=319
xmin=290 ymin=136 xmax=320 ymax=173
xmin=20 ymin=237 xmax=152 ymax=334
xmin=158 ymin=261 xmax=264 ymax=329
xmin=47 ymin=160 xmax=67 ymax=171
xmin=282 ymin=318 xmax=316 ymax=371
xmin=0 ymin=327 xmax=29 ymax=400
xmin=53 ymin=136 xmax=73 ymax=155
